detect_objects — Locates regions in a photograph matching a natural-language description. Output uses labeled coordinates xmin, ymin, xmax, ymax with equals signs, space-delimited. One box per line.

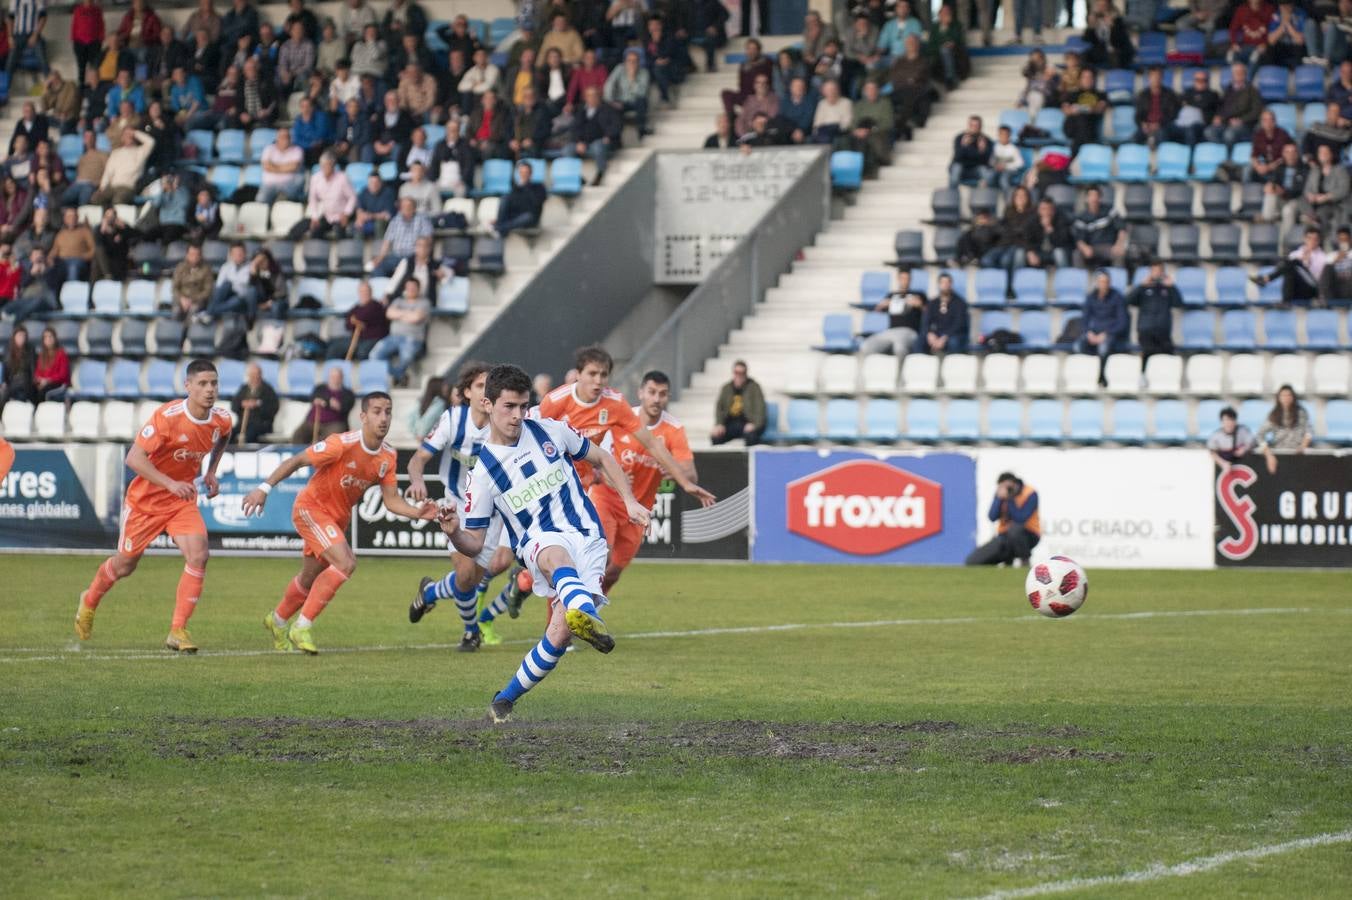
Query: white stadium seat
xmin=269 ymin=201 xmax=305 ymax=237
xmin=1265 ymin=354 xmax=1308 ymax=394
xmin=980 ymin=354 xmax=1020 ymax=393
xmin=900 ymin=353 xmax=939 ymax=394
xmin=273 ymin=400 xmax=310 ymax=439
xmin=782 ymin=354 xmax=820 ymax=396
xmin=1143 ymin=354 xmax=1183 ymax=395
xmin=1311 ymin=354 xmax=1351 ymax=396
xmin=100 ymin=401 xmax=137 ymax=441
xmin=1225 ymin=353 xmax=1265 ymax=395
xmin=443 ymin=197 xmax=477 ymax=228
xmin=2 ymin=402 xmax=34 ymax=438
xmin=859 ymin=354 xmax=899 ymax=394
xmin=1184 ymin=354 xmax=1223 ymax=395
xmin=1103 ymin=354 xmax=1141 ymax=395
xmin=31 ymin=402 xmax=67 ymax=439
xmin=939 ymin=354 xmax=978 ymax=394
xmin=476 ymin=197 xmax=501 ymax=232
xmin=1061 ymin=355 xmax=1101 ymax=394
xmin=818 ymin=355 xmax=857 ymax=394
xmin=236 ymin=201 xmax=270 ymax=236
xmin=1020 ymin=354 xmax=1060 ymax=394
xmin=68 ymin=402 xmax=102 ymax=440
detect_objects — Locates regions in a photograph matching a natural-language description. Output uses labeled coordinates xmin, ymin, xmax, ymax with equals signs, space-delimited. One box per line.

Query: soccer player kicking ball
xmin=405 ymin=361 xmax=516 ymax=650
xmin=436 ymin=365 xmax=650 ymax=723
xmin=76 ymin=359 xmax=232 ymax=653
xmin=243 ymin=392 xmax=439 ymax=655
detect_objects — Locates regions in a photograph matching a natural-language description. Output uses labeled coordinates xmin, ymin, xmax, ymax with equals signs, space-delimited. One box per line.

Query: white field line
xmin=965 ymin=828 xmax=1352 ymax=899
xmin=0 ymin=606 xmax=1346 ymax=664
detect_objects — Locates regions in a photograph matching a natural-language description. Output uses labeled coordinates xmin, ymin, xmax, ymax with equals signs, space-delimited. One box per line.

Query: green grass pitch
xmin=1 ymin=554 xmax=1349 ymax=897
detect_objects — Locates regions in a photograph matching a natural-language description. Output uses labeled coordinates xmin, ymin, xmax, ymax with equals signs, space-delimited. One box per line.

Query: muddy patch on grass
xmin=983 ymin=746 xmax=1125 ymax=764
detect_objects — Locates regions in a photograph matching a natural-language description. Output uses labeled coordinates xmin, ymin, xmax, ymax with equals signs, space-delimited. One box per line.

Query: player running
xmin=75 ymin=359 xmax=232 ymax=652
xmin=243 ymin=391 xmax=438 ymax=655
xmin=436 ymin=364 xmax=650 ymax=723
xmin=404 ymin=361 xmax=517 ymax=650
xmin=600 ymin=370 xmax=695 ymax=592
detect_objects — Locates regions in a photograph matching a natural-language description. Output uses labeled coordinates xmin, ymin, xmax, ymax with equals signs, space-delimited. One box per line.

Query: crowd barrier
xmin=2 ymin=444 xmax=1347 ymax=569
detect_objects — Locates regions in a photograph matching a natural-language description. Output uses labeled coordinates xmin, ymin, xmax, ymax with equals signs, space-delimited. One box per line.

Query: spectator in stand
xmin=91 ymin=206 xmax=132 ymax=281
xmin=1257 ymin=0 xmax=1307 ymax=68
xmin=1012 ymin=0 xmax=1044 ymax=46
xmin=369 ymin=196 xmax=430 ymax=275
xmin=1331 ymin=60 xmax=1352 ymax=121
xmin=383 ymin=0 xmax=425 ymax=45
xmin=371 ymin=277 xmax=429 ymax=386
xmin=800 ymin=10 xmax=836 ymax=69
xmin=965 ymin=472 xmax=1040 ymax=566
xmin=926 ymin=3 xmax=967 ymax=90
xmin=230 ymin=362 xmax=279 ymax=442
xmin=1082 ymin=0 xmax=1133 ymax=68
xmin=1258 ymin=384 xmax=1313 ymax=472
xmin=949 ymin=115 xmax=992 ymax=187
xmin=397 ymin=161 xmax=438 ymax=216
xmin=0 ymin=243 xmax=20 ymax=311
xmin=539 ymin=12 xmax=584 ymax=66
xmin=737 ymin=111 xmax=778 ymax=148
xmin=32 ymin=325 xmax=68 ymax=402
xmin=917 ymin=273 xmax=970 ymax=355
xmin=1248 ymin=108 xmax=1293 ymax=183
xmin=983 ymin=186 xmax=1039 ymax=292
xmin=1029 ymin=197 xmax=1074 ymax=269
xmin=350 ymin=23 xmax=386 ymax=81
xmin=562 ymin=46 xmax=604 ymax=110
xmin=202 ymin=242 xmax=257 ymax=322
xmin=1060 ymin=67 xmax=1106 ymax=152
xmin=888 ymin=35 xmax=932 ymax=140
xmin=721 ymin=38 xmax=771 ymax=120
xmin=643 ymin=16 xmax=680 ymax=105
xmin=955 ymin=209 xmax=1001 ymax=266
xmin=189 ymin=187 xmax=222 ymax=242
xmin=171 ymin=242 xmax=214 ymax=320
xmin=89 ymin=128 xmax=153 ymax=205
xmin=604 ymin=51 xmax=651 ymax=138
xmin=333 ymin=97 xmax=372 ymax=164
xmin=779 ymin=76 xmax=817 ymax=144
xmin=71 ymin=0 xmax=105 ymax=86
xmin=293 ymin=151 xmax=356 ymax=239
xmin=538 ymin=47 xmax=572 ymax=115
xmin=49 ymin=206 xmax=95 ymax=287
xmin=843 ymin=13 xmax=881 ymax=76
xmin=1073 ymin=185 xmax=1126 ymax=266
xmin=1019 ymin=49 xmax=1059 ymax=119
xmin=277 ymin=20 xmax=315 ymax=92
xmin=9 ymin=103 xmax=49 ymax=157
xmin=1263 ymin=141 xmax=1307 ymax=224
xmin=106 ymin=68 xmax=146 ymax=116
xmin=879 ymin=0 xmax=923 ymax=57
xmin=220 ymin=0 xmax=259 ymax=52
xmin=61 ymin=131 xmax=106 ymax=208
xmin=341 ymin=0 xmax=378 ymax=46
xmin=6 ymin=0 xmax=49 ymax=90
xmin=736 ymin=72 xmax=778 ymax=137
xmin=255 ymin=23 xmax=282 ymax=74
xmin=248 ymin=248 xmax=288 ymax=321
xmin=771 ymin=47 xmax=807 ymax=99
xmin=1172 ymin=68 xmax=1218 ymax=145
xmin=40 ymin=70 xmax=78 ymax=132
xmin=850 ymin=79 xmax=894 ymax=175
xmin=456 ymin=48 xmax=499 ymax=113
xmin=398 ymin=62 xmax=438 ymax=120
xmin=1077 ymin=269 xmax=1129 ymax=384
xmin=383 ymin=235 xmax=449 ymax=304
xmin=291 ymin=95 xmax=331 ymax=165
xmin=1253 ymin=225 xmax=1326 ymax=305
xmin=0 ymin=326 xmax=35 ymax=409
xmin=168 ymin=65 xmax=208 ymax=129
xmin=355 ymin=171 xmax=396 ymax=238
xmin=1298 ymin=144 xmax=1349 ymax=233
xmin=10 ymin=204 xmax=46 ymax=260
xmin=704 ymin=112 xmax=736 ymax=148
xmin=116 ymin=0 xmax=160 ymax=63
xmin=187 ymin=27 xmax=221 ymax=94
xmin=1319 ymin=225 xmax=1352 ymax=301
xmin=1128 ymin=260 xmax=1182 ymax=362
xmin=989 ymin=125 xmax=1024 ymax=189
xmin=1310 ymin=0 xmax=1352 ymax=66
xmin=292 ymin=365 xmax=355 ymax=442
xmin=431 ymin=119 xmax=475 ymax=196
xmin=1133 ymin=66 xmax=1180 ymax=147
xmin=372 ymin=89 xmax=414 ymax=164
xmin=1228 ymin=0 xmax=1275 ymax=67
xmin=437 ymin=13 xmax=479 ymax=60
xmin=5 ymin=252 xmax=57 ymax=322
xmin=1300 ymin=101 xmax=1352 ymax=160
xmin=180 ymin=0 xmax=219 ymax=43
xmin=258 ymin=128 xmax=305 ymax=202
xmin=1208 ymin=406 xmax=1254 ymax=470
xmin=96 ymin=33 xmax=133 ymax=90
xmin=710 ymin=359 xmax=765 ymax=445
xmin=810 ymin=78 xmax=852 ymax=144
xmin=490 ymin=161 xmax=547 ymax=238
xmin=236 ymin=56 xmax=279 ymax=128
xmin=325 ymin=280 xmax=386 ymax=359
xmin=143 ymin=170 xmax=188 ymax=241
xmin=1206 ymin=62 xmax=1263 ymax=146
xmin=570 ymin=85 xmax=622 ymax=185
xmin=329 ymin=58 xmax=360 ymax=112
xmin=860 ymin=268 xmax=924 ymax=357
xmin=503 ymin=46 xmax=537 ymax=107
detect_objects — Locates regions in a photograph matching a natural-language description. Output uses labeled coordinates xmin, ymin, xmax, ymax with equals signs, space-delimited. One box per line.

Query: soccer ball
xmin=1024 ymin=556 xmax=1089 ymax=618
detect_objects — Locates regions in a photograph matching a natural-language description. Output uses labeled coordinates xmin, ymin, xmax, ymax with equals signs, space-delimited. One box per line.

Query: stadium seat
xmin=1221 ymin=310 xmax=1257 ymax=350
xmin=999 ymin=108 xmax=1030 ymax=134
xmin=1162 ymin=183 xmax=1194 ymax=222
xmin=125 ymin=280 xmax=158 ymax=315
xmin=1 ymin=400 xmax=34 ymax=437
xmin=215 ymin=129 xmax=247 ymax=164
xmin=1045 ymin=183 xmax=1076 ymax=215
xmin=900 ymin=353 xmax=940 ymax=393
xmin=1323 ymin=400 xmax=1352 ymax=444
xmin=815 ymin=314 xmax=856 ymax=353
xmin=144 ymin=359 xmax=177 ymax=398
xmin=151 ymin=319 xmax=184 ymax=356
xmin=1173 ymin=267 xmax=1207 ymax=307
xmin=1184 ymin=353 xmax=1223 ymax=396
xmin=1115 ymin=143 xmax=1150 ymax=182
xmin=1200 ymin=182 xmax=1232 ymax=221
xmin=1152 ymin=399 xmax=1189 ymax=443
xmin=1311 ymin=354 xmax=1351 ymax=395
xmin=344 ymin=161 xmax=374 ymax=192
xmin=1226 ymin=353 xmax=1266 ymax=394
xmin=335 ymin=239 xmax=365 ymax=272
xmin=547 ymin=157 xmax=584 ymax=196
xmin=940 ymin=354 xmax=978 ymax=394
xmin=1143 ymin=354 xmax=1183 ymax=395
xmin=823 ymin=399 xmax=860 ymax=441
xmin=1011 ymin=268 xmax=1046 ymax=307
xmin=1155 ymin=142 xmax=1192 ymax=181
xmin=90 ymin=281 xmax=122 ymax=315
xmin=893 ymin=231 xmax=925 ymax=268
xmin=1068 ymin=399 xmax=1105 ymax=442
xmin=862 ymin=398 xmax=900 ymax=441
xmin=758 ymin=401 xmax=782 ymax=443
xmin=1020 ymin=354 xmax=1059 ymax=393
xmin=329 ymin=277 xmax=362 ymax=314
xmin=31 ymin=401 xmax=66 ymax=439
xmin=1238 ymin=399 xmax=1271 ymax=433
xmin=1052 ymin=268 xmax=1088 ymax=307
xmin=1062 ymin=355 xmax=1102 ymax=394
xmin=1107 ymin=105 xmax=1136 ymax=145
xmin=973 ymin=268 xmax=1007 ymax=307
xmin=269 ymin=202 xmax=304 ymax=237
xmin=981 ymin=354 xmax=1019 ymax=393
xmin=1103 ymin=69 xmax=1135 ymax=104
xmin=1209 ymin=224 xmax=1242 ymax=264
xmin=859 ymin=311 xmax=889 ymax=339
xmin=1302 ymin=102 xmax=1326 ymax=132
xmin=1191 ymin=142 xmax=1228 ymax=181
xmin=819 ymin=355 xmax=857 ymax=394
xmin=282 ymin=359 xmax=318 ymax=398
xmin=1304 ymin=310 xmax=1342 ymax=349
xmin=209 ymin=165 xmax=242 ymax=200
xmin=1169 ymin=224 xmax=1200 ymax=262
xmin=217 ymin=359 xmax=246 ymax=397
xmin=1248 ymin=222 xmax=1280 ymax=261
xmin=780 ymin=398 xmax=820 ymax=442
xmin=1213 ymin=266 xmax=1249 ymax=305
xmin=479 ymin=159 xmax=514 ymax=196
xmin=903 ymin=398 xmax=940 ymax=442
xmin=782 ymin=357 xmax=817 ymax=397
xmin=302 ymin=239 xmax=331 ymax=273
xmin=1174 ymin=29 xmax=1207 ymax=61
xmin=66 ymin=400 xmax=101 ymax=440
xmin=977 ymin=311 xmax=1012 ymax=341
xmin=116 ymin=319 xmax=150 ymax=357
xmin=1237 ymin=182 xmax=1264 ymax=221
xmin=356 ymin=358 xmax=391 ymax=392
xmin=52 ymin=320 xmax=80 ymax=355
xmin=59 ymin=281 xmax=90 ymax=315
xmin=1018 ymin=311 xmax=1053 ymax=350
xmin=1032 ymin=108 xmax=1066 ymax=144
xmin=1255 ymin=65 xmax=1289 ymax=102
xmin=292 ymin=277 xmax=329 ymax=310
xmin=942 ymin=398 xmax=979 ymax=442
xmin=106 ymin=359 xmax=140 ymax=399
xmin=1027 ymin=398 xmax=1063 ymax=441
xmin=185 ymin=321 xmax=217 ymax=356
xmin=96 ymin=401 xmax=135 ymax=441
xmin=239 ymin=165 xmax=263 ymax=197
xmin=932 ymin=226 xmax=960 ymax=262
xmin=859 ymin=271 xmax=891 ymax=307
xmin=1103 ymin=354 xmax=1141 ymax=394
xmin=859 ymin=354 xmax=899 ymax=394
xmin=237 ymin=202 xmax=270 ymax=236
xmin=71 ymin=359 xmax=106 ymax=399
xmin=185 ymin=129 xmax=215 ymax=160
xmin=969 ymin=186 xmax=999 ymax=220
xmin=984 ymin=398 xmax=1021 ymax=441
xmin=1180 ymin=310 xmax=1217 ymax=350
xmin=1261 ymin=309 xmax=1298 ymax=349
xmin=931 ymin=187 xmax=961 ymax=226
xmin=1266 ymin=354 xmax=1308 ymax=394
xmin=1109 ymin=399 xmax=1147 ymax=443
xmin=830 ymin=151 xmax=864 ymax=190
xmin=82 ymin=319 xmax=114 ymax=356
xmin=1137 ymin=31 xmax=1167 ymax=66
xmin=1071 ymin=144 xmax=1112 ymax=183
xmin=1121 ymin=182 xmax=1154 ymax=220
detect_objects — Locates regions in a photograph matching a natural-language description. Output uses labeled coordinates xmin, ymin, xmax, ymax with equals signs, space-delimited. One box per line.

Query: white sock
xmin=296 ymin=615 xmax=313 ymax=628
xmin=273 ymin=612 xmax=288 ymax=627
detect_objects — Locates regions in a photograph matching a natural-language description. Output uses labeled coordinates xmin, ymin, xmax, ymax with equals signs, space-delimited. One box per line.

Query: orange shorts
xmin=293 ymin=505 xmax=348 ymax=559
xmin=117 ymin=500 xmax=206 ymax=558
xmin=588 ymin=484 xmax=644 ymax=572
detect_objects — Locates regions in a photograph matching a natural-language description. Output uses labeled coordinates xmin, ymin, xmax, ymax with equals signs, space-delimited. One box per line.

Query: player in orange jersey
xmin=600 ymin=370 xmax=695 ymax=592
xmin=243 ymin=391 xmax=439 ymax=655
xmin=0 ymin=436 xmax=13 ymax=483
xmin=75 ymin=359 xmax=232 ymax=653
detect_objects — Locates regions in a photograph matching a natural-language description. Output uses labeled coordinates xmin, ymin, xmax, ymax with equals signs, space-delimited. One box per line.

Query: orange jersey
xmin=125 ymin=400 xmax=232 ymax=511
xmin=612 ymin=409 xmax=693 ymax=509
xmin=537 ymin=384 xmax=641 ymax=483
xmin=295 ymin=430 xmax=397 ymax=525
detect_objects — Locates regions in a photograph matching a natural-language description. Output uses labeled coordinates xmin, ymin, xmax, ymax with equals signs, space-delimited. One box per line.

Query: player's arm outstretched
xmin=241 ymin=451 xmax=312 ymax=515
xmin=126 ymin=444 xmax=197 ymax=502
xmin=437 ymin=507 xmax=486 ymax=558
xmin=380 ymin=480 xmax=440 ymax=521
xmin=631 ymin=427 xmax=715 ymax=507
xmin=586 ymin=442 xmax=652 ymax=527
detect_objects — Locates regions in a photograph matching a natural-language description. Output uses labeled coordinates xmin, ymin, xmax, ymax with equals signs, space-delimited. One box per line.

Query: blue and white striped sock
xmin=475 ymin=574 xmax=491 ymax=600
xmin=550 ymin=566 xmax=598 ymax=617
xmin=426 ymin=571 xmax=479 ymax=631
xmin=479 ymin=592 xmax=509 ymax=624
xmin=496 ymin=634 xmax=564 ymax=703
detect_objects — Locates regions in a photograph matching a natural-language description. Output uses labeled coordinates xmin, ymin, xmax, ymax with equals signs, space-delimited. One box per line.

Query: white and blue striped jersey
xmin=462 ymin=417 xmax=603 ymax=552
xmin=420 ymin=404 xmax=489 ymax=500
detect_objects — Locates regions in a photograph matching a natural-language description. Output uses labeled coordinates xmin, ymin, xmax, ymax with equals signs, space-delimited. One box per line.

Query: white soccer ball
xmin=1024 ymin=555 xmax=1089 ymax=618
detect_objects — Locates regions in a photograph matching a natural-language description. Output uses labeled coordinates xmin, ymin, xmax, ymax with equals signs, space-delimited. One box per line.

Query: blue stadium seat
xmin=1109 ymin=399 xmax=1147 ymax=443
xmin=549 ymin=157 xmax=583 ymax=196
xmin=59 ymin=281 xmax=90 ymax=315
xmin=986 ymin=398 xmax=1021 ymax=441
xmin=973 ymin=268 xmax=1008 ymax=307
xmin=1180 ymin=310 xmax=1216 ymax=350
xmin=1175 ymin=267 xmax=1207 ymax=306
xmin=185 ymin=129 xmax=215 ymax=160
xmin=1175 ymin=30 xmax=1207 ymax=60
xmin=239 ymin=164 xmax=263 ymax=193
xmin=1270 ymin=102 xmax=1297 ymax=135
xmin=73 ymin=360 xmax=107 ymax=398
xmin=107 ymin=359 xmax=141 ymax=399
xmin=860 ymin=270 xmax=891 ymax=306
xmin=1152 ymin=399 xmax=1189 ymax=443
xmin=209 ymin=165 xmax=242 ymax=199
xmin=1011 ymin=268 xmax=1046 ymax=307
xmin=117 ymin=319 xmax=149 ymax=357
xmin=83 ymin=319 xmax=114 ymax=356
xmin=1026 ymin=398 xmax=1062 ymax=441
xmin=823 ymin=399 xmax=860 ymax=441
xmin=344 ymin=161 xmax=373 ymax=191
xmin=522 ymin=157 xmax=547 ymax=184
xmin=815 ymin=314 xmax=856 ymax=352
xmin=1019 ymin=310 xmax=1053 ymax=349
xmin=1324 ymin=400 xmax=1352 ymax=444
xmin=1230 ymin=141 xmax=1252 ymax=167
xmin=478 ymin=159 xmax=513 ymax=196
xmin=1053 ymin=268 xmax=1088 ymax=306
xmin=1221 ymin=310 xmax=1257 ymax=350
xmin=248 ymin=128 xmax=277 ymax=162
xmin=761 ymin=401 xmax=782 ymax=442
xmin=1214 ymin=266 xmax=1250 ymax=305
xmin=377 ymin=161 xmax=398 ymax=182
xmin=1115 ymin=143 xmax=1150 ymax=182
xmin=1103 ymin=69 xmax=1136 ymax=104
xmin=283 ymin=359 xmax=318 ymax=398
xmin=90 ymin=281 xmax=122 ymax=315
xmin=1302 ymin=102 xmax=1325 ymax=132
xmin=1305 ymin=309 xmax=1342 ymax=349
xmin=57 ymin=133 xmax=82 ymax=169
xmin=1032 ymin=109 xmax=1066 ymax=144
xmin=1107 ymin=105 xmax=1136 ymax=144
xmin=863 ymin=398 xmax=900 ymax=441
xmin=216 ymin=359 xmax=246 ymax=396
xmin=931 ymin=187 xmax=961 ymax=225
xmin=144 ymin=358 xmax=178 ymax=398
xmin=1137 ymin=31 xmax=1167 ymax=66
xmin=1071 ymin=144 xmax=1112 ymax=183
xmin=489 ymin=16 xmax=515 ymax=45
xmin=999 ymin=109 xmax=1029 ymax=134
xmin=1155 ymin=142 xmax=1191 ymax=181
xmin=904 ymin=398 xmax=941 ymax=442
xmin=909 ymin=269 xmax=930 ymax=294
xmin=1262 ymin=309 xmax=1298 ymax=349
xmin=1106 ymin=267 xmax=1129 ymax=295
xmin=978 ymin=310 xmax=1013 ymax=337
xmin=356 ymin=358 xmax=391 ymax=392
xmin=216 ymin=129 xmax=247 ymax=164
xmin=125 ymin=280 xmax=158 ymax=314
xmin=422 ymin=123 xmax=446 ymax=147
xmin=1193 ymin=399 xmax=1226 ymax=438
xmin=781 ymin=398 xmax=820 ymax=442
xmin=859 ymin=310 xmax=889 ymax=336
xmin=830 ymin=151 xmax=864 ymax=190
xmin=151 ymin=319 xmax=184 ymax=356
xmin=945 ymin=398 xmax=980 ymax=442
xmin=1258 ymin=276 xmax=1284 ymax=305
xmin=436 ymin=277 xmax=470 ymax=315
xmin=1255 ymin=65 xmax=1289 ymax=102
xmin=1192 ymin=142 xmax=1227 ymax=180
xmin=1238 ymin=398 xmax=1270 ymax=431
xmin=1068 ymin=399 xmax=1105 ymax=442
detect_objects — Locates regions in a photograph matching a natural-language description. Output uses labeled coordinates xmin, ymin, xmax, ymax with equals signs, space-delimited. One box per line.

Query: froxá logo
xmin=786 ymin=460 xmax=942 ymax=555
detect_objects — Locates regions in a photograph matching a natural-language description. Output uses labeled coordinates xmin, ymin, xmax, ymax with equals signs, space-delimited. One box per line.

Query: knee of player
xmin=332 ymin=555 xmax=358 ymax=578
xmin=183 ymin=549 xmax=210 ymax=570
xmin=112 ymin=554 xmax=140 ymax=577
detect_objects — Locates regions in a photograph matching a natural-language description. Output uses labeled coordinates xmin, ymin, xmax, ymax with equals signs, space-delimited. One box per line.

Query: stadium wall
xmin=6 ymin=445 xmax=1348 ymax=569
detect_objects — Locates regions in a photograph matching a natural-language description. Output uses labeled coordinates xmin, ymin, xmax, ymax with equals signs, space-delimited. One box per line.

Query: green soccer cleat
xmin=565 ymin=609 xmax=615 ymax=654
xmin=479 ymin=618 xmax=502 ymax=645
xmin=263 ymin=612 xmax=293 ymax=652
xmin=289 ymin=621 xmax=318 ymax=655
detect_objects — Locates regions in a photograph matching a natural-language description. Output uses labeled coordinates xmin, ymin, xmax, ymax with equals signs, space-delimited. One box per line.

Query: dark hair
xmin=455 ymin=360 xmax=491 ymax=401
xmin=185 ymin=358 xmax=217 ymax=379
xmin=405 ymin=277 xmax=421 ymax=291
xmin=997 ymin=471 xmax=1020 ymax=484
xmin=417 ymin=376 xmax=446 ymax=415
xmin=641 ymin=370 xmax=670 ymax=387
xmin=38 ymin=326 xmax=59 ymax=369
xmin=361 ymin=390 xmax=392 ymax=411
xmin=5 ymin=325 xmax=28 ymax=374
xmin=574 ymin=345 xmax=613 ymax=374
xmin=485 ymin=364 xmax=532 ymax=402
xmin=1267 ymin=383 xmax=1301 ymax=429
xmin=1219 ymin=406 xmax=1237 ymax=421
